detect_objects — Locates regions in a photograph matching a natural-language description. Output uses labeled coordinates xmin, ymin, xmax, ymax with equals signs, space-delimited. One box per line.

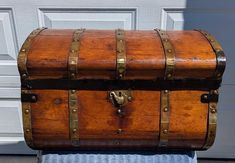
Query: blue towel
xmin=39 ymin=150 xmax=197 ymax=163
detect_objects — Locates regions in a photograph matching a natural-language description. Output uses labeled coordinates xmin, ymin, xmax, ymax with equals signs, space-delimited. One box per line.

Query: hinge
xmin=21 ymin=93 xmax=38 ymax=103
xmin=201 ymin=91 xmax=219 ymax=103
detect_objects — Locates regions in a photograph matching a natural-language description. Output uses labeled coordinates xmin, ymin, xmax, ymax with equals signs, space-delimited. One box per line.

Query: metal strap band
xmin=154 ymin=29 xmax=175 ymax=80
xmin=68 ymin=29 xmax=85 ymax=79
xmin=116 ymin=29 xmax=126 ymax=79
xmin=195 ymin=29 xmax=226 ymax=79
xmin=203 ymin=90 xmax=218 ymax=149
xmin=18 ymin=28 xmax=47 ymax=80
xmin=159 ymin=90 xmax=170 ymax=147
xmin=69 ymin=90 xmax=79 ymax=146
xmin=22 ymin=89 xmax=34 ymax=147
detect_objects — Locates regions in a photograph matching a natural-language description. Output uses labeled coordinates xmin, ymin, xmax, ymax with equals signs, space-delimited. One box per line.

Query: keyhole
xmin=119 ymin=92 xmax=122 ymax=96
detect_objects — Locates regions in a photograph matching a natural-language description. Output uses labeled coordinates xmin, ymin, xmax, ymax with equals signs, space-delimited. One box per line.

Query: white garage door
xmin=0 ymin=0 xmax=234 ymax=158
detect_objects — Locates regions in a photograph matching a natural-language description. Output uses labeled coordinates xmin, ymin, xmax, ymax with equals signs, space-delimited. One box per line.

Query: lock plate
xmin=108 ymin=90 xmax=132 ymax=108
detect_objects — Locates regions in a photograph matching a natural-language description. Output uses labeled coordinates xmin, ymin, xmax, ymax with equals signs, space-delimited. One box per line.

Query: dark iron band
xmin=17 ymin=27 xmax=47 ymax=80
xmin=22 ymin=89 xmax=34 ymax=148
xmin=116 ymin=29 xmax=126 ymax=79
xmin=202 ymin=90 xmax=218 ymax=149
xmin=21 ymin=79 xmax=221 ymax=91
xmin=69 ymin=90 xmax=79 ymax=146
xmin=154 ymin=29 xmax=175 ymax=80
xmin=68 ymin=29 xmax=85 ymax=79
xmin=159 ymin=90 xmax=170 ymax=147
xmin=194 ymin=29 xmax=226 ymax=79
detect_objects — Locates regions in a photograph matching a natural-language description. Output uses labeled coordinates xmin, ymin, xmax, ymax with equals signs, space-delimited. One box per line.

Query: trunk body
xmin=18 ymin=28 xmax=226 ymax=150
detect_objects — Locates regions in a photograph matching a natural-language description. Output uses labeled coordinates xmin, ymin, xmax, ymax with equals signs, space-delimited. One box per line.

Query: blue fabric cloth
xmin=39 ymin=150 xmax=197 ymax=163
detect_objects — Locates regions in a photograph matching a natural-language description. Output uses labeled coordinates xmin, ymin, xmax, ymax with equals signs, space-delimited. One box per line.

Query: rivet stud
xmin=167 ymin=73 xmax=172 ymax=78
xmin=163 ymin=129 xmax=168 ymax=134
xmin=71 ymin=73 xmax=75 ymax=78
xmin=164 ymin=107 xmax=168 ymax=112
xmin=211 ymin=109 xmax=216 ymax=113
xmin=25 ymin=109 xmax=29 ymax=114
xmin=117 ymin=129 xmax=122 ymax=134
xmin=31 ymin=95 xmax=36 ymax=101
xmin=22 ymin=73 xmax=27 ymax=78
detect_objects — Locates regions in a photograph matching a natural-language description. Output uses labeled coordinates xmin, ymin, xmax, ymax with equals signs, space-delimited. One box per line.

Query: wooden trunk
xmin=18 ymin=28 xmax=226 ymax=150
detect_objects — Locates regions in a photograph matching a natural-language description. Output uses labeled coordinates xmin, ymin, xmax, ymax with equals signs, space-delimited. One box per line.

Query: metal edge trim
xmin=194 ymin=29 xmax=226 ymax=79
xmin=69 ymin=90 xmax=79 ymax=146
xmin=68 ymin=29 xmax=85 ymax=79
xmin=202 ymin=90 xmax=218 ymax=149
xmin=154 ymin=29 xmax=175 ymax=80
xmin=22 ymin=89 xmax=34 ymax=148
xmin=159 ymin=90 xmax=170 ymax=147
xmin=116 ymin=29 xmax=127 ymax=79
xmin=17 ymin=27 xmax=47 ymax=80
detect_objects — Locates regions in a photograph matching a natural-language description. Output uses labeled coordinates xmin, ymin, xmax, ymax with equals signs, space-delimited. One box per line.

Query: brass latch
xmin=108 ymin=90 xmax=132 ymax=108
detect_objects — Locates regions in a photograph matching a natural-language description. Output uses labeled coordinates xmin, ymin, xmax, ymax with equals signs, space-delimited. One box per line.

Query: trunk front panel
xmin=28 ymin=90 xmax=207 ymax=149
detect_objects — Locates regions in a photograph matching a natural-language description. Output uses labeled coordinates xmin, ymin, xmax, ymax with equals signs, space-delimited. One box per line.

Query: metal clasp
xmin=108 ymin=90 xmax=132 ymax=108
